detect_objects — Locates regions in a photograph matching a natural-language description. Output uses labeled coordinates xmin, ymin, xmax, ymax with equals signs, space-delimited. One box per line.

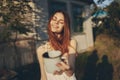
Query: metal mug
xmin=43 ymin=50 xmax=62 ymax=73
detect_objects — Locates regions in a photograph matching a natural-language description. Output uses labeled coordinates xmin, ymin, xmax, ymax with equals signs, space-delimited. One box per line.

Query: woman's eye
xmin=59 ymin=22 xmax=64 ymax=24
xmin=52 ymin=17 xmax=56 ymax=21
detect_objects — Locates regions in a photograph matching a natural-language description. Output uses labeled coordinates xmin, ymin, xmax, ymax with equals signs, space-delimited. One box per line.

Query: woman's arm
xmin=56 ymin=39 xmax=77 ymax=77
xmin=36 ymin=46 xmax=47 ymax=80
xmin=65 ymin=39 xmax=77 ymax=76
xmin=69 ymin=39 xmax=77 ymax=54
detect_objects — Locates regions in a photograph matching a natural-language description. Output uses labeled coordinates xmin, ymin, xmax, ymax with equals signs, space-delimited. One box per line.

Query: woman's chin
xmin=52 ymin=30 xmax=61 ymax=33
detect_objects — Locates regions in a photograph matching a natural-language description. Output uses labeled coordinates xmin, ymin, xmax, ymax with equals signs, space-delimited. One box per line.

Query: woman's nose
xmin=55 ymin=20 xmax=59 ymax=24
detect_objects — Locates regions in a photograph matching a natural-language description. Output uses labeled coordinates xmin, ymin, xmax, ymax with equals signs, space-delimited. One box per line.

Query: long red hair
xmin=47 ymin=10 xmax=71 ymax=54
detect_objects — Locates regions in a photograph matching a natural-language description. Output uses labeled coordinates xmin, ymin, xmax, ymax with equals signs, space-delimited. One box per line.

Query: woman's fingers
xmin=53 ymin=70 xmax=63 ymax=75
xmin=56 ymin=61 xmax=70 ymax=71
xmin=60 ymin=62 xmax=70 ymax=70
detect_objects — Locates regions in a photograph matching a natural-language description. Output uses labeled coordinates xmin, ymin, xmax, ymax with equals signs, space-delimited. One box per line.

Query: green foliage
xmin=92 ymin=1 xmax=120 ymax=39
xmin=0 ymin=0 xmax=32 ymax=42
xmin=107 ymin=2 xmax=120 ymax=18
xmin=0 ymin=27 xmax=11 ymax=42
xmin=75 ymin=52 xmax=89 ymax=80
xmin=106 ymin=2 xmax=120 ymax=37
xmin=10 ymin=20 xmax=31 ymax=35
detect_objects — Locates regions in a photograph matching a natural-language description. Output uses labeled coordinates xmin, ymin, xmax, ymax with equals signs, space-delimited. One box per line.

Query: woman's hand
xmin=57 ymin=61 xmax=70 ymax=71
xmin=54 ymin=61 xmax=73 ymax=77
xmin=53 ymin=61 xmax=69 ymax=75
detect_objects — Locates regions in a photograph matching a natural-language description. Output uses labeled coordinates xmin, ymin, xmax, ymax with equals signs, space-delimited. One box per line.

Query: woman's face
xmin=50 ymin=12 xmax=64 ymax=33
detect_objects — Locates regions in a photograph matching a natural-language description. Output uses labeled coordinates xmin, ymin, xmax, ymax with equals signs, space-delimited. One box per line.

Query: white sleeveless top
xmin=43 ymin=42 xmax=77 ymax=80
xmin=44 ymin=54 xmax=76 ymax=80
xmin=45 ymin=71 xmax=76 ymax=80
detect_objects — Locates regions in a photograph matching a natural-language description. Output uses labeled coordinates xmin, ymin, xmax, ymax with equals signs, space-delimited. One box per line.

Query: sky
xmin=93 ymin=0 xmax=114 ymax=8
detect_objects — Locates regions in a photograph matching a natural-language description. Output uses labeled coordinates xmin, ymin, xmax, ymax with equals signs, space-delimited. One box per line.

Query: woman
xmin=36 ymin=10 xmax=77 ymax=80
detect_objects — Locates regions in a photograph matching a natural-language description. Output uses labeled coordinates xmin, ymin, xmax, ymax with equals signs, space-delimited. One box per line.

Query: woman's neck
xmin=55 ymin=33 xmax=61 ymax=38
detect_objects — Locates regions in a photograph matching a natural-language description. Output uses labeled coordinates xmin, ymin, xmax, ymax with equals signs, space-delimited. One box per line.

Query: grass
xmin=75 ymin=34 xmax=120 ymax=80
xmin=95 ymin=34 xmax=120 ymax=80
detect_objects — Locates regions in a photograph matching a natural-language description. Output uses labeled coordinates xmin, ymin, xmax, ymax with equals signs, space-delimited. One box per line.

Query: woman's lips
xmin=53 ymin=26 xmax=59 ymax=29
xmin=51 ymin=24 xmax=59 ymax=29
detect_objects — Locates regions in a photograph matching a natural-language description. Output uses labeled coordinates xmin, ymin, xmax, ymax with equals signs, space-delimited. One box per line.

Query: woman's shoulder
xmin=36 ymin=45 xmax=45 ymax=56
xmin=36 ymin=42 xmax=53 ymax=56
xmin=69 ymin=39 xmax=77 ymax=54
xmin=70 ymin=39 xmax=77 ymax=46
xmin=36 ymin=42 xmax=49 ymax=55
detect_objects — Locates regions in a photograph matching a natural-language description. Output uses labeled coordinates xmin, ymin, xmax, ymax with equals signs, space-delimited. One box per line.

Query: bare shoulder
xmin=36 ymin=45 xmax=46 ymax=57
xmin=36 ymin=42 xmax=51 ymax=57
xmin=70 ymin=39 xmax=77 ymax=46
xmin=69 ymin=39 xmax=77 ymax=54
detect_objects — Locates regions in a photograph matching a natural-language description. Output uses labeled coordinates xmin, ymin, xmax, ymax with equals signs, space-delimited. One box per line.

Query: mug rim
xmin=43 ymin=52 xmax=62 ymax=59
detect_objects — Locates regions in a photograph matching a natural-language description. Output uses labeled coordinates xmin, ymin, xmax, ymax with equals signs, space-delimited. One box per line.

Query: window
xmin=48 ymin=1 xmax=67 ymax=17
xmin=71 ymin=4 xmax=83 ymax=32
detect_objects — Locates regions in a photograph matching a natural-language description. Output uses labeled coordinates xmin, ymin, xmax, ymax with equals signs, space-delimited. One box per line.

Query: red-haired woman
xmin=37 ymin=10 xmax=77 ymax=80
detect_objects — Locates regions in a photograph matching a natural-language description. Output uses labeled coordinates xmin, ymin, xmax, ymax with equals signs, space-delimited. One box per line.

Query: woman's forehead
xmin=53 ymin=12 xmax=64 ymax=19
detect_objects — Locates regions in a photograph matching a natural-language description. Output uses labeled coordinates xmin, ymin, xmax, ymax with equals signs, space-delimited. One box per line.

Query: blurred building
xmin=32 ymin=0 xmax=94 ymax=53
xmin=0 ymin=0 xmax=95 ymax=69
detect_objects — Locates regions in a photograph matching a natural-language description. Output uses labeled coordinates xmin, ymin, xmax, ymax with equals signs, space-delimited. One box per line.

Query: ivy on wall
xmin=0 ymin=0 xmax=33 ymax=42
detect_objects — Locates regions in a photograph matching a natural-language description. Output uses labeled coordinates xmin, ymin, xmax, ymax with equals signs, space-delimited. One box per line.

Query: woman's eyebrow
xmin=59 ymin=19 xmax=64 ymax=21
xmin=52 ymin=16 xmax=57 ymax=19
xmin=53 ymin=16 xmax=64 ymax=21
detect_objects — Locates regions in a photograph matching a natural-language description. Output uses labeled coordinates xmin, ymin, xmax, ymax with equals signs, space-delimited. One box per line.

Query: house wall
xmin=32 ymin=0 xmax=49 ymax=40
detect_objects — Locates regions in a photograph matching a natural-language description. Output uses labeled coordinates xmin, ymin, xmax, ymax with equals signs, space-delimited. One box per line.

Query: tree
xmin=0 ymin=0 xmax=33 ymax=42
xmin=0 ymin=0 xmax=33 ymax=68
xmin=92 ymin=1 xmax=120 ymax=39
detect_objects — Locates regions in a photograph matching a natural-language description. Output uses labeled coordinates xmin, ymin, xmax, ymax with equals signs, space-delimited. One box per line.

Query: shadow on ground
xmin=14 ymin=63 xmax=40 ymax=80
xmin=75 ymin=50 xmax=113 ymax=80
